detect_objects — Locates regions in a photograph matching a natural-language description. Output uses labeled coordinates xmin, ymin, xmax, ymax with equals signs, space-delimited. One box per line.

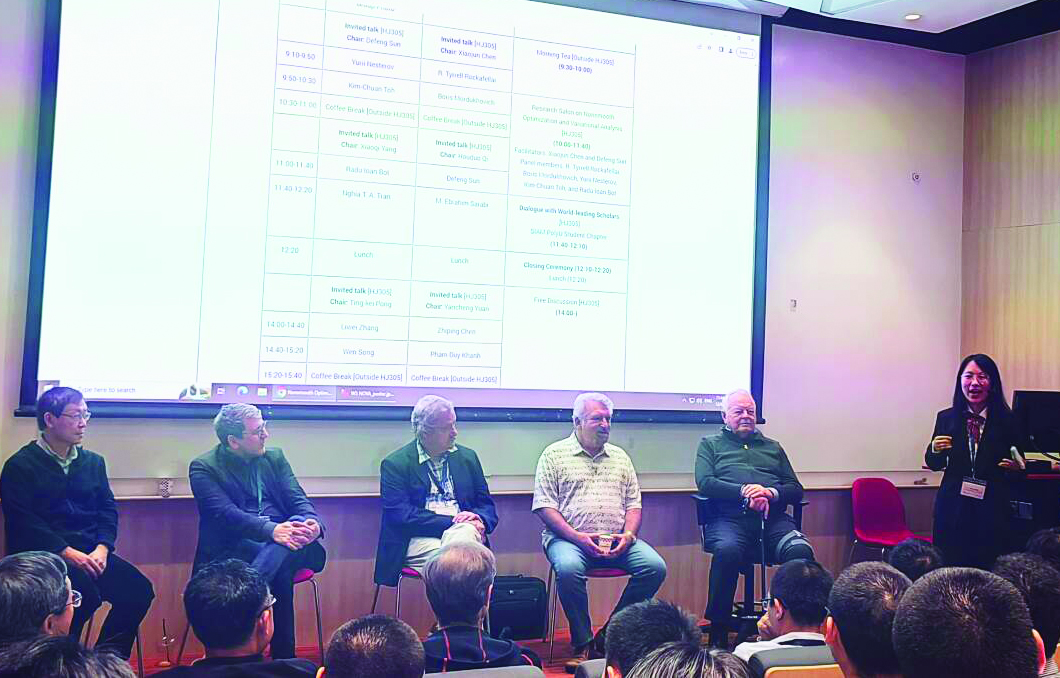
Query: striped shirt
xmin=532 ymin=433 xmax=641 ymax=545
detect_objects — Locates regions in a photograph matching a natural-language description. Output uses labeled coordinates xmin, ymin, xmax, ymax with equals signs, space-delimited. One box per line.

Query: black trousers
xmin=68 ymin=552 xmax=154 ymax=659
xmin=230 ymin=538 xmax=326 ymax=659
xmin=703 ymin=512 xmax=813 ymax=623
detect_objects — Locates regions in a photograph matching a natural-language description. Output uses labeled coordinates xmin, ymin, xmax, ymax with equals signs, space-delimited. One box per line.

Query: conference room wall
xmin=0 ymin=8 xmax=966 ymax=487
xmin=962 ymin=29 xmax=1060 ymax=398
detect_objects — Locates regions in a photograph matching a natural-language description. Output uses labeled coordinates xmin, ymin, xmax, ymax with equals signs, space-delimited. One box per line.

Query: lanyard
xmin=425 ymin=456 xmax=451 ymax=494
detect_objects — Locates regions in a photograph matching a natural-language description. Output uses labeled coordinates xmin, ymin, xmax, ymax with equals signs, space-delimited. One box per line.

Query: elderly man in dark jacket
xmin=190 ymin=404 xmax=325 ymax=659
xmin=374 ymin=395 xmax=498 ymax=588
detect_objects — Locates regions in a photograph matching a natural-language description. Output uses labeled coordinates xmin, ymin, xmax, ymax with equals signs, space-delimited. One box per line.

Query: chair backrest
xmin=574 ymin=658 xmax=607 ymax=678
xmin=450 ymin=666 xmax=546 ymax=678
xmin=850 ymin=477 xmax=909 ymax=541
xmin=748 ymin=645 xmax=837 ymax=678
xmin=763 ymin=666 xmax=843 ymax=677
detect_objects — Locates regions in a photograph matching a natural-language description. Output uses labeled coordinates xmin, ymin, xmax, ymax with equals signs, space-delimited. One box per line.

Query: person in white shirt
xmin=533 ymin=392 xmax=667 ymax=670
xmin=734 ymin=559 xmax=832 ymax=662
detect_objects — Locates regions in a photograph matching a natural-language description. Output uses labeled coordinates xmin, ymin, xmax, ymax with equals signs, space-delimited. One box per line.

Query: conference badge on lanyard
xmin=960 ymin=478 xmax=986 ymax=500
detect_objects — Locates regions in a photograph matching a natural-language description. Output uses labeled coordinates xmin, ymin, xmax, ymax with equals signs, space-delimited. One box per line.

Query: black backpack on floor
xmin=488 ymin=574 xmax=548 ymax=640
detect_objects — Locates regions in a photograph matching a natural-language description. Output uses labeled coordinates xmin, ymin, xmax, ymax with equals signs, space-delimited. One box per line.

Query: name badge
xmin=427 ymin=500 xmax=458 ymax=516
xmin=960 ymin=477 xmax=987 ymax=500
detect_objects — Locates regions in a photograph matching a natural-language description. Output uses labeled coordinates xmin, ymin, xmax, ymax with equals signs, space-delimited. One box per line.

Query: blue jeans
xmin=231 ymin=516 xmax=327 ymax=659
xmin=545 ymin=538 xmax=667 ymax=648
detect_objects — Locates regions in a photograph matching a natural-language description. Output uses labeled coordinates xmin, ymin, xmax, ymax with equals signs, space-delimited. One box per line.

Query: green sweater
xmin=695 ymin=428 xmax=804 ymax=513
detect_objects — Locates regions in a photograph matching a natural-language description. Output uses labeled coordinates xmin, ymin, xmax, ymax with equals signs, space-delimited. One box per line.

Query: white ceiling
xmin=684 ymin=0 xmax=1040 ymax=32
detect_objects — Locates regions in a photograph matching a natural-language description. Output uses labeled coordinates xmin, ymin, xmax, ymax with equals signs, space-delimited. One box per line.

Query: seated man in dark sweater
xmin=422 ymin=541 xmax=541 ymax=672
xmin=0 ymin=387 xmax=154 ymax=659
xmin=190 ymin=403 xmax=326 ymax=660
xmin=695 ymin=389 xmax=814 ymax=639
xmin=156 ymin=560 xmax=316 ymax=677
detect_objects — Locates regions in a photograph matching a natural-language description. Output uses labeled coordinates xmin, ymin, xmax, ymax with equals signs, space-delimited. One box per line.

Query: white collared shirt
xmin=37 ymin=437 xmax=79 ymax=475
xmin=532 ymin=433 xmax=641 ymax=544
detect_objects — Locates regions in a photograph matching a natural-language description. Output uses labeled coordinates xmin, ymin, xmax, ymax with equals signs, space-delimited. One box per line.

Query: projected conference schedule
xmin=260 ymin=1 xmax=634 ymax=391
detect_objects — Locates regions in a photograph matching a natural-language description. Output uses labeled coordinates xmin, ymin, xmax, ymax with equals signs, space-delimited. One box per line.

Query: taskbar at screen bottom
xmin=37 ymin=380 xmax=726 ymax=412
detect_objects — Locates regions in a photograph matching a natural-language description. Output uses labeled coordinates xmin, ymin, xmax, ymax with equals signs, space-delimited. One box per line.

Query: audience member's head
xmin=0 ymin=551 xmax=75 ymax=642
xmin=893 ymin=567 xmax=1044 ymax=678
xmin=825 ymin=561 xmax=910 ymax=678
xmin=183 ymin=559 xmax=274 ymax=655
xmin=1026 ymin=527 xmax=1060 ymax=571
xmin=768 ymin=559 xmax=833 ymax=632
xmin=0 ymin=634 xmax=135 ymax=677
xmin=423 ymin=541 xmax=494 ymax=628
xmin=322 ymin=614 xmax=424 ymax=678
xmin=604 ymin=599 xmax=701 ymax=678
xmin=886 ymin=538 xmax=943 ymax=582
xmin=35 ymin=386 xmax=85 ymax=432
xmin=625 ymin=642 xmax=751 ymax=678
xmin=994 ymin=553 xmax=1060 ymax=663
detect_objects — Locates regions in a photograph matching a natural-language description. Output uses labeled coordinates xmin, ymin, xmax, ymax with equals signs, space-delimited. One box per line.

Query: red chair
xmin=371 ymin=566 xmax=422 ymax=620
xmin=544 ymin=566 xmax=628 ymax=662
xmin=850 ymin=477 xmax=931 ymax=563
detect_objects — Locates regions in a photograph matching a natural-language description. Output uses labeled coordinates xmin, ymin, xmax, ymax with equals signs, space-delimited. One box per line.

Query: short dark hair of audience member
xmin=604 ymin=600 xmax=701 ymax=678
xmin=423 ymin=540 xmax=494 ymax=627
xmin=183 ymin=559 xmax=273 ymax=652
xmin=322 ymin=615 xmax=424 ymax=678
xmin=825 ymin=561 xmax=910 ymax=678
xmin=893 ymin=567 xmax=1045 ymax=678
xmin=625 ymin=642 xmax=751 ymax=678
xmin=0 ymin=634 xmax=135 ymax=677
xmin=34 ymin=386 xmax=85 ymax=431
xmin=994 ymin=553 xmax=1060 ymax=665
xmin=770 ymin=559 xmax=833 ymax=627
xmin=886 ymin=538 xmax=943 ymax=582
xmin=0 ymin=551 xmax=74 ymax=642
xmin=1026 ymin=527 xmax=1060 ymax=571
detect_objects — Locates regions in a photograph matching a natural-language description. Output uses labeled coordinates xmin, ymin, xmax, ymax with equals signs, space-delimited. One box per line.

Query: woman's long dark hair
xmin=951 ymin=353 xmax=1010 ymax=413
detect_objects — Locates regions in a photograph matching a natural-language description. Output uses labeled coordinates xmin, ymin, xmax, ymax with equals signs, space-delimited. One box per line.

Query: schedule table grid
xmin=259 ymin=1 xmax=637 ymax=390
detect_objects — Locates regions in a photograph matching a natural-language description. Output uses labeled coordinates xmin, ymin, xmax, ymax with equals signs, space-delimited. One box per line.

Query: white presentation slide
xmin=35 ymin=0 xmax=761 ymax=410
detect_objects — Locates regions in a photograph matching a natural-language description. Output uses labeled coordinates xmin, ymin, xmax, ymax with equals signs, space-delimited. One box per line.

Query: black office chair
xmin=692 ymin=494 xmax=808 ymax=646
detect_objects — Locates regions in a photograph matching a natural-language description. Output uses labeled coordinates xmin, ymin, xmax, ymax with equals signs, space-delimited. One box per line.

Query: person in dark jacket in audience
xmin=0 ymin=634 xmax=135 ymax=677
xmin=0 ymin=551 xmax=77 ymax=645
xmin=421 ymin=541 xmax=540 ymax=672
xmin=886 ymin=538 xmax=943 ymax=582
xmin=0 ymin=387 xmax=153 ymax=659
xmin=319 ymin=615 xmax=423 ymax=678
xmin=602 ymin=599 xmax=701 ymax=678
xmin=155 ymin=559 xmax=315 ymax=677
xmin=893 ymin=567 xmax=1045 ymax=678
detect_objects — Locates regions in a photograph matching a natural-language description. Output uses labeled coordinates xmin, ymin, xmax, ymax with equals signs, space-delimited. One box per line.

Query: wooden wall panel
xmin=1 ymin=488 xmax=936 ymax=667
xmin=964 ymin=31 xmax=1060 ymax=232
xmin=962 ymin=30 xmax=1060 ymax=397
xmin=962 ymin=225 xmax=1060 ymax=394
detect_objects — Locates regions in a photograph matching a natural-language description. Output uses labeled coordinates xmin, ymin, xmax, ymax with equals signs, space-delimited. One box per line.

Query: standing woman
xmin=926 ymin=354 xmax=1024 ymax=569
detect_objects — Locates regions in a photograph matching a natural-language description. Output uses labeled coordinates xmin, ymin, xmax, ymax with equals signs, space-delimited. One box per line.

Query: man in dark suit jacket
xmin=155 ymin=559 xmax=316 ymax=677
xmin=374 ymin=395 xmax=498 ymax=587
xmin=190 ymin=404 xmax=325 ymax=659
xmin=0 ymin=386 xmax=153 ymax=659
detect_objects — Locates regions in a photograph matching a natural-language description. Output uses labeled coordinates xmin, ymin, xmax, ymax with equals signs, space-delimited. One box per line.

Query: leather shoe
xmin=564 ymin=645 xmax=591 ymax=673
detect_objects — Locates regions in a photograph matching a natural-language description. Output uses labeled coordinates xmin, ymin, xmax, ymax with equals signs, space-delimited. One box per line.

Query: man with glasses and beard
xmin=0 ymin=387 xmax=154 ymax=658
xmin=190 ymin=404 xmax=326 ymax=660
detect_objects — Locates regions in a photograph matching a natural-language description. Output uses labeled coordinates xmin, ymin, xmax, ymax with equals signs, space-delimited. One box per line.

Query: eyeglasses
xmin=60 ymin=411 xmax=92 ymax=422
xmin=259 ymin=593 xmax=277 ymax=614
xmin=244 ymin=423 xmax=268 ymax=438
xmin=54 ymin=589 xmax=82 ymax=615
